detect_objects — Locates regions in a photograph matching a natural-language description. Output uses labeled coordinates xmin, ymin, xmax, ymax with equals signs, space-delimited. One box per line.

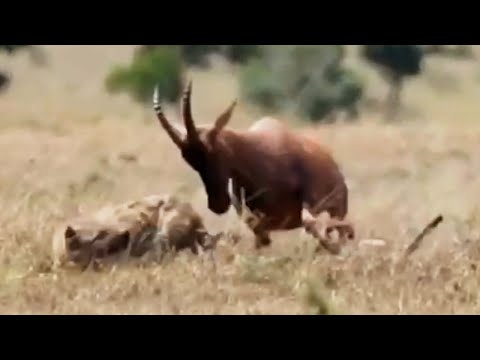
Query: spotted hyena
xmin=52 ymin=194 xmax=222 ymax=271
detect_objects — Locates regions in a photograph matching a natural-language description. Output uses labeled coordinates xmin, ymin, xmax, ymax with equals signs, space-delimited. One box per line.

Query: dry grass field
xmin=1 ymin=45 xmax=480 ymax=314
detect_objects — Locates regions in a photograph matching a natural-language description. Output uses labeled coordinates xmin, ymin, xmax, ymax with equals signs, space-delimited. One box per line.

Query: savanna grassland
xmin=1 ymin=45 xmax=480 ymax=314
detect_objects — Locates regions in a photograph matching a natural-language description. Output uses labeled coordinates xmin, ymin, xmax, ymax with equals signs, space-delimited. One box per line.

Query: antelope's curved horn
xmin=209 ymin=100 xmax=237 ymax=141
xmin=182 ymin=80 xmax=199 ymax=141
xmin=153 ymin=85 xmax=185 ymax=149
xmin=215 ymin=100 xmax=237 ymax=132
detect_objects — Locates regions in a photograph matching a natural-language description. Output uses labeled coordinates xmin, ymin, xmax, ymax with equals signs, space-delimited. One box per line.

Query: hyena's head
xmin=62 ymin=225 xmax=130 ymax=270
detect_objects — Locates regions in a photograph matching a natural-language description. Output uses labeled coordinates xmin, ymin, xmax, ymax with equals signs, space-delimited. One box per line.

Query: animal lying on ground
xmin=52 ymin=194 xmax=222 ymax=270
xmin=152 ymin=82 xmax=354 ymax=254
xmin=156 ymin=195 xmax=222 ymax=258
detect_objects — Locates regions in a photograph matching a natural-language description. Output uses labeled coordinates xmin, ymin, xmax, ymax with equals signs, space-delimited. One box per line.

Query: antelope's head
xmin=153 ymin=82 xmax=236 ymax=215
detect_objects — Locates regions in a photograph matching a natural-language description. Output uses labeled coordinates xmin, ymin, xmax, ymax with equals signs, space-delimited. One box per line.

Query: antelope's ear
xmin=212 ymin=100 xmax=237 ymax=135
xmin=65 ymin=226 xmax=76 ymax=238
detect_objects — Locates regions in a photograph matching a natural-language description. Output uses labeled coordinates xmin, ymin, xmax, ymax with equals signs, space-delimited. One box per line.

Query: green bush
xmin=240 ymin=45 xmax=364 ymax=122
xmin=178 ymin=45 xmax=220 ymax=67
xmin=296 ymin=79 xmax=337 ymax=120
xmin=135 ymin=45 xmax=218 ymax=68
xmin=240 ymin=59 xmax=285 ymax=110
xmin=362 ymin=45 xmax=423 ymax=77
xmin=220 ymin=45 xmax=261 ymax=64
xmin=361 ymin=45 xmax=424 ymax=119
xmin=332 ymin=69 xmax=364 ymax=109
xmin=136 ymin=45 xmax=261 ymax=68
xmin=105 ymin=46 xmax=183 ymax=104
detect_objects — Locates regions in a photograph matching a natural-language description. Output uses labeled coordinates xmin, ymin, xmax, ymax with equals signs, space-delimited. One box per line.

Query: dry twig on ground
xmin=404 ymin=215 xmax=444 ymax=257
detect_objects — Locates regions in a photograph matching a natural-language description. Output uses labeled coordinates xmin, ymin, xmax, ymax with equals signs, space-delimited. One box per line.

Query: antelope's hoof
xmin=254 ymin=237 xmax=271 ymax=250
xmin=315 ymin=240 xmax=341 ymax=255
xmin=345 ymin=226 xmax=355 ymax=240
xmin=226 ymin=231 xmax=241 ymax=246
xmin=326 ymin=223 xmax=355 ymax=241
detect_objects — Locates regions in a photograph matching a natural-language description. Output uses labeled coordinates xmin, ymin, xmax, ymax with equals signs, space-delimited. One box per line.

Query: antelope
xmin=152 ymin=82 xmax=354 ymax=254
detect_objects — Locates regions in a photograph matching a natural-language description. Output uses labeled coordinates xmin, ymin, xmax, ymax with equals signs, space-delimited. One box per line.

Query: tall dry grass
xmin=0 ymin=45 xmax=480 ymax=314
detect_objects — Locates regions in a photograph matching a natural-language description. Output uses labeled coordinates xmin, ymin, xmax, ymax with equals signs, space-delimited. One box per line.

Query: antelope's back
xmin=248 ymin=117 xmax=346 ymax=189
xmin=249 ymin=117 xmax=339 ymax=164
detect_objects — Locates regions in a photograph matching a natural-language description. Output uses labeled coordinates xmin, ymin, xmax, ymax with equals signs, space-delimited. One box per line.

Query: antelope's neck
xmin=217 ymin=130 xmax=251 ymax=177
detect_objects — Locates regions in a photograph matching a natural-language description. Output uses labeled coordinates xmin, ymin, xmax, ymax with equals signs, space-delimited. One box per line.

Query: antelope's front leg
xmin=244 ymin=210 xmax=272 ymax=250
xmin=228 ymin=179 xmax=243 ymax=216
xmin=253 ymin=231 xmax=272 ymax=249
xmin=244 ymin=217 xmax=272 ymax=249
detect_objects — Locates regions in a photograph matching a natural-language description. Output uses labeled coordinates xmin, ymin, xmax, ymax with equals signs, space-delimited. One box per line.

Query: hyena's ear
xmin=65 ymin=226 xmax=76 ymax=238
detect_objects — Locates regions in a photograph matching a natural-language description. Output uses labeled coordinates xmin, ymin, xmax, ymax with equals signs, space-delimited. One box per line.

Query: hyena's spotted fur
xmin=52 ymin=194 xmax=222 ymax=271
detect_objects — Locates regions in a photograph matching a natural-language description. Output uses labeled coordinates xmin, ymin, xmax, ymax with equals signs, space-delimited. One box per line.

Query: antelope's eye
xmin=183 ymin=147 xmax=208 ymax=170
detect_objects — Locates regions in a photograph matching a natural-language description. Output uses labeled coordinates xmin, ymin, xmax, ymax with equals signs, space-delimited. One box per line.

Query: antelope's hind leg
xmin=300 ymin=178 xmax=355 ymax=253
xmin=301 ymin=209 xmax=350 ymax=255
xmin=324 ymin=217 xmax=355 ymax=241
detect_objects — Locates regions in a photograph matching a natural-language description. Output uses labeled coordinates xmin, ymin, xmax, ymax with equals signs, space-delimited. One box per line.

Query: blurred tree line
xmin=105 ymin=45 xmax=364 ymax=121
xmin=105 ymin=45 xmax=475 ymax=122
xmin=1 ymin=45 xmax=475 ymax=122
